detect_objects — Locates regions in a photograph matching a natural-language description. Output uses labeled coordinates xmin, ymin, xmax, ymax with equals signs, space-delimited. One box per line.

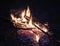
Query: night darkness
xmin=0 ymin=0 xmax=60 ymax=46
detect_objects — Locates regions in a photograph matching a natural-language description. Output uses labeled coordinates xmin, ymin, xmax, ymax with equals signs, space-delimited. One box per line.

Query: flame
xmin=11 ymin=6 xmax=35 ymax=28
xmin=26 ymin=6 xmax=30 ymax=17
xmin=10 ymin=6 xmax=48 ymax=42
xmin=21 ymin=10 xmax=27 ymax=22
xmin=35 ymin=23 xmax=48 ymax=32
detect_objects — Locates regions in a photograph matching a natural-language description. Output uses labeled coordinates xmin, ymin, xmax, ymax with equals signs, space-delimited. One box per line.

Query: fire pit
xmin=10 ymin=6 xmax=49 ymax=46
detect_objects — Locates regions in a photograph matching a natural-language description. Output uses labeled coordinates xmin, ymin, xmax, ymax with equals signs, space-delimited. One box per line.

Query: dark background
xmin=0 ymin=0 xmax=60 ymax=46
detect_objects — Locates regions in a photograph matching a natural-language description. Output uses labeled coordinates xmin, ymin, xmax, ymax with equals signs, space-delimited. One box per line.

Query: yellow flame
xmin=27 ymin=16 xmax=35 ymax=28
xmin=26 ymin=6 xmax=30 ymax=17
xmin=11 ymin=6 xmax=35 ymax=28
xmin=11 ymin=14 xmax=18 ymax=23
xmin=21 ymin=10 xmax=27 ymax=22
xmin=10 ymin=6 xmax=48 ymax=42
xmin=10 ymin=6 xmax=48 ymax=31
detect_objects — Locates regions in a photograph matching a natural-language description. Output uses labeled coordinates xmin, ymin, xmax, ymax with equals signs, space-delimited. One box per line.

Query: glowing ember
xmin=10 ymin=6 xmax=48 ymax=43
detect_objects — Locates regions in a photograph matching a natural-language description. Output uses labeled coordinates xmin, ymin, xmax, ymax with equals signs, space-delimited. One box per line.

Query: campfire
xmin=10 ymin=6 xmax=48 ymax=43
